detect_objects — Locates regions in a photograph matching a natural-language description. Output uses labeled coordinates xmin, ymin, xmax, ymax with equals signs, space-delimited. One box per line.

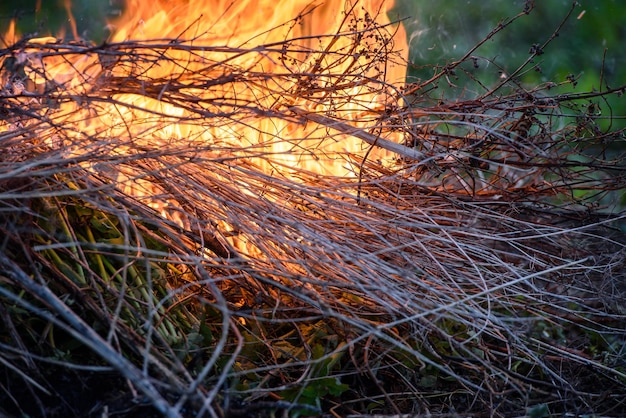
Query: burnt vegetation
xmin=0 ymin=1 xmax=625 ymax=417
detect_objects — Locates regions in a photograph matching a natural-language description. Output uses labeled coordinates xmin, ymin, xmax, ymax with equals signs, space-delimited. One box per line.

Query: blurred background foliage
xmin=392 ymin=0 xmax=626 ymax=132
xmin=1 ymin=0 xmax=624 ymax=130
xmin=0 ymin=0 xmax=122 ymax=43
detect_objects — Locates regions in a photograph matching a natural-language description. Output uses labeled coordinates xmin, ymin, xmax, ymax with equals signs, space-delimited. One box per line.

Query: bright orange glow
xmin=104 ymin=0 xmax=408 ymax=175
xmin=1 ymin=19 xmax=17 ymax=48
xmin=2 ymin=0 xmax=408 ymax=235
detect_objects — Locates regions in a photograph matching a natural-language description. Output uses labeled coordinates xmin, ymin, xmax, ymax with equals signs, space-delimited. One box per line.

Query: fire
xmin=1 ymin=0 xmax=408 ymax=242
xmin=105 ymin=0 xmax=408 ymax=174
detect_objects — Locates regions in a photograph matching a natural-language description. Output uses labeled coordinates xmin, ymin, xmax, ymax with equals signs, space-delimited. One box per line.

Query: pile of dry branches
xmin=1 ymin=2 xmax=625 ymax=417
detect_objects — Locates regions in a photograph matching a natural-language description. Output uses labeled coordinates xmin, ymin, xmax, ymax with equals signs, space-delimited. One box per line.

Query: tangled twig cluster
xmin=0 ymin=2 xmax=625 ymax=417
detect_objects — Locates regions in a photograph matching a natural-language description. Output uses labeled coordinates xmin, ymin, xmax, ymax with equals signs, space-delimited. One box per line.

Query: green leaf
xmin=322 ymin=377 xmax=349 ymax=396
xmin=198 ymin=321 xmax=213 ymax=346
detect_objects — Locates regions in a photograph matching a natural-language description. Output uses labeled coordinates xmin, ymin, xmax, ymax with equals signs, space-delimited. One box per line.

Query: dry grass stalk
xmin=1 ymin=2 xmax=625 ymax=417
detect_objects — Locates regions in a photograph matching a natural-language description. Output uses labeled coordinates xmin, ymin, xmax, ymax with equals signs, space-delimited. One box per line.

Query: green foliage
xmin=393 ymin=0 xmax=625 ymax=129
xmin=0 ymin=0 xmax=118 ymax=42
xmin=279 ymin=341 xmax=349 ymax=416
xmin=30 ymin=177 xmax=192 ymax=347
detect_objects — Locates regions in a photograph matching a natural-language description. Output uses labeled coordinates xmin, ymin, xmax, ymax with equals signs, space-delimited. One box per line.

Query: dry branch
xmin=1 ymin=3 xmax=625 ymax=417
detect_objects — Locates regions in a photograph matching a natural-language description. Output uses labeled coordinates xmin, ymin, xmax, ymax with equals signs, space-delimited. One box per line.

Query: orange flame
xmin=2 ymin=0 xmax=408 ymax=232
xmin=103 ymin=0 xmax=408 ymax=174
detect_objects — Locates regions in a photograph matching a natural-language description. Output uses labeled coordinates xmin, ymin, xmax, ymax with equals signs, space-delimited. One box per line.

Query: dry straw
xmin=1 ymin=1 xmax=625 ymax=417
